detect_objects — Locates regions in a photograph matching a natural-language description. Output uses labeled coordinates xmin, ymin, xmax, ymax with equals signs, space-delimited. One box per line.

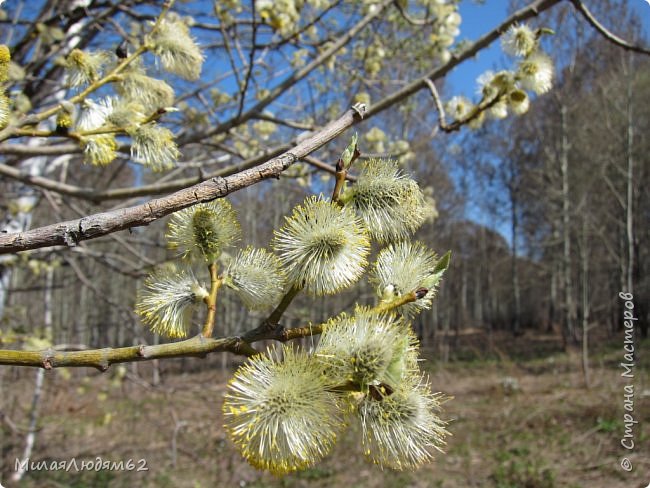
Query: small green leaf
xmin=340 ymin=132 xmax=358 ymax=169
xmin=433 ymin=250 xmax=451 ymax=276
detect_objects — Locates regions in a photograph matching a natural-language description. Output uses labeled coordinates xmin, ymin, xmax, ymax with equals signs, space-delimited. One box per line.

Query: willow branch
xmin=85 ymin=145 xmax=291 ymax=201
xmin=0 ymin=148 xmax=353 ymax=202
xmin=242 ymin=287 xmax=424 ymax=344
xmin=0 ymin=105 xmax=366 ymax=254
xmin=569 ymin=0 xmax=650 ymax=56
xmin=0 ymin=162 xmax=101 ymax=201
xmin=0 ymin=287 xmax=425 ymax=369
xmin=373 ymin=289 xmax=425 ymax=314
xmin=236 ymin=0 xmax=258 ymax=119
xmin=253 ymin=113 xmax=315 ymax=131
xmin=0 ymin=143 xmax=81 ymax=156
xmin=0 ymin=335 xmax=257 ymax=371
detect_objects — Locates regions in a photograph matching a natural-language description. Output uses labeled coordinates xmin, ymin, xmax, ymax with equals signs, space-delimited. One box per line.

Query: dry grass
xmin=1 ymin=332 xmax=648 ymax=487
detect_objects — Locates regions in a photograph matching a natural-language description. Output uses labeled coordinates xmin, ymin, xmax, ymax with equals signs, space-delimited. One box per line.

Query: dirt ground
xmin=1 ymin=331 xmax=648 ymax=487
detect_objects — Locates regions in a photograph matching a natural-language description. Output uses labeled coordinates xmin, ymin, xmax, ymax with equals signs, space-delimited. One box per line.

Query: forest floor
xmin=1 ymin=330 xmax=648 ymax=488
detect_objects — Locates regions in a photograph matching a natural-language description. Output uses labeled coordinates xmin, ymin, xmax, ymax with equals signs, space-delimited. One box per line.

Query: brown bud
xmin=116 ymin=40 xmax=129 ymax=59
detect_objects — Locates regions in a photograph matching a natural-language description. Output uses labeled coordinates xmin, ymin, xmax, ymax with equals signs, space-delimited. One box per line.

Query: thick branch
xmin=0 ymin=335 xmax=257 ymax=371
xmin=0 ymin=106 xmax=365 ymax=254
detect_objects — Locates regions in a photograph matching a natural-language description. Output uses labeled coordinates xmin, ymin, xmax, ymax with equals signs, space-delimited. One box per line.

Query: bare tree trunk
xmin=0 ymin=264 xmax=10 ymax=322
xmin=560 ymin=104 xmax=575 ymax=344
xmin=429 ymin=300 xmax=438 ymax=348
xmin=511 ymin=187 xmax=521 ymax=335
xmin=12 ymin=266 xmax=54 ymax=481
xmin=474 ymin=267 xmax=483 ymax=327
xmin=580 ymin=218 xmax=590 ymax=389
xmin=624 ymin=56 xmax=634 ymax=297
xmin=440 ymin=287 xmax=450 ymax=363
xmin=460 ymin=263 xmax=467 ymax=330
xmin=549 ymin=229 xmax=558 ymax=333
xmin=152 ymin=333 xmax=161 ymax=386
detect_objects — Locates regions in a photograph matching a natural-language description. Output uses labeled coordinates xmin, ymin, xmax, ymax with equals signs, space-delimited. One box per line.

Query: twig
xmin=268 ymin=285 xmax=303 ymax=325
xmin=201 ymin=262 xmax=223 ymax=338
xmin=302 ymin=155 xmax=357 ymax=181
xmin=570 ymin=0 xmax=650 ymax=56
xmin=425 ymin=78 xmax=506 ymax=132
xmin=191 ymin=0 xmax=392 ymax=143
xmin=0 ymin=1 xmax=176 ymax=142
xmin=236 ymin=0 xmax=258 ymax=119
xmin=392 ymin=0 xmax=436 ymax=26
xmin=424 ymin=79 xmax=450 ymax=130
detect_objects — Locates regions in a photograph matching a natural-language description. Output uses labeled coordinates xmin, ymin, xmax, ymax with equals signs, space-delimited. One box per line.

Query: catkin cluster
xmin=54 ymin=13 xmax=204 ymax=169
xmin=446 ymin=22 xmax=555 ymax=127
xmin=135 ymin=150 xmax=451 ymax=474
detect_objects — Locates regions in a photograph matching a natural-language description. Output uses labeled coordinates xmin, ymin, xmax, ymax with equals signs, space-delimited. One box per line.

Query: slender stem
xmin=425 ymin=77 xmax=506 ymax=133
xmin=28 ymin=45 xmax=147 ymax=125
xmin=331 ymin=167 xmax=347 ymax=205
xmin=372 ymin=290 xmax=420 ymax=314
xmin=331 ymin=144 xmax=359 ymax=204
xmin=266 ymin=284 xmax=303 ymax=326
xmin=569 ymin=0 xmax=650 ymax=56
xmin=13 ymin=107 xmax=174 ymax=142
xmin=201 ymin=262 xmax=222 ymax=337
xmin=152 ymin=0 xmax=176 ymax=32
xmin=253 ymin=287 xmax=423 ymax=344
xmin=282 ymin=323 xmax=324 ymax=341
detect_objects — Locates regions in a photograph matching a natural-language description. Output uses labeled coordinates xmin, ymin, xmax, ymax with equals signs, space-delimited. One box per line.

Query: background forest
xmin=0 ymin=0 xmax=648 ymax=487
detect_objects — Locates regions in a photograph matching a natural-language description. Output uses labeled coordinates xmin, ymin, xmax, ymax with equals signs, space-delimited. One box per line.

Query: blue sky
xmin=448 ymin=2 xmax=507 ymax=99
